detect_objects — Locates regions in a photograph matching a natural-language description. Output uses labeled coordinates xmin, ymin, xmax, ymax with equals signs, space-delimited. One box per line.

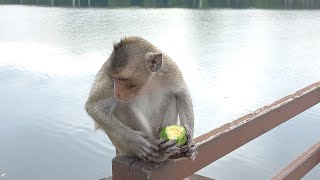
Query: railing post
xmin=112 ymin=156 xmax=139 ymax=180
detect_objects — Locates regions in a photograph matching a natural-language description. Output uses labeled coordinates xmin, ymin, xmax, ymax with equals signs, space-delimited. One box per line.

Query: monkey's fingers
xmin=137 ymin=152 xmax=147 ymax=161
xmin=187 ymin=151 xmax=198 ymax=160
xmin=145 ymin=154 xmax=153 ymax=162
xmin=155 ymin=138 xmax=166 ymax=145
xmin=137 ymin=132 xmax=150 ymax=139
xmin=180 ymin=142 xmax=193 ymax=152
xmin=185 ymin=146 xmax=197 ymax=155
xmin=141 ymin=138 xmax=159 ymax=151
xmin=142 ymin=146 xmax=159 ymax=157
xmin=139 ymin=149 xmax=155 ymax=162
xmin=168 ymin=149 xmax=181 ymax=156
xmin=164 ymin=146 xmax=180 ymax=153
xmin=151 ymin=153 xmax=159 ymax=157
xmin=159 ymin=140 xmax=176 ymax=150
xmin=186 ymin=145 xmax=198 ymax=160
xmin=149 ymin=143 xmax=159 ymax=151
xmin=180 ymin=145 xmax=189 ymax=153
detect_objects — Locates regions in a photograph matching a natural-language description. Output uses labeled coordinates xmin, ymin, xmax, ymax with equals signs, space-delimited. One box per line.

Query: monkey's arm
xmin=176 ymin=89 xmax=198 ymax=160
xmin=85 ymin=100 xmax=159 ymax=160
xmin=176 ymin=89 xmax=194 ymax=131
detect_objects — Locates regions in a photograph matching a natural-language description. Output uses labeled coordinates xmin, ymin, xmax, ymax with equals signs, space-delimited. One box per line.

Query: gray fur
xmin=85 ymin=36 xmax=197 ymax=162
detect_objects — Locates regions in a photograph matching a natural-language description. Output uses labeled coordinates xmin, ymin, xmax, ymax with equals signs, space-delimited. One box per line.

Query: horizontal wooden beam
xmin=104 ymin=173 xmax=213 ymax=180
xmin=113 ymin=82 xmax=320 ymax=180
xmin=270 ymin=141 xmax=320 ymax=180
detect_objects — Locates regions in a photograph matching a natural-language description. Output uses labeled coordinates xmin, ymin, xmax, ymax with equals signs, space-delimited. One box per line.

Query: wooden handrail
xmin=111 ymin=82 xmax=320 ymax=180
xmin=270 ymin=141 xmax=320 ymax=180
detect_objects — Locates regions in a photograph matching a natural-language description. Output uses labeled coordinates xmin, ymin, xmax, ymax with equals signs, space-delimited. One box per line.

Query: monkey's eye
xmin=118 ymin=78 xmax=129 ymax=81
xmin=128 ymin=84 xmax=136 ymax=89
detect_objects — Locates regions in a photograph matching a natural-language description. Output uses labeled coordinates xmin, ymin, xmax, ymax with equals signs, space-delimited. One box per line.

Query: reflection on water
xmin=1 ymin=0 xmax=320 ymax=9
xmin=0 ymin=5 xmax=320 ymax=180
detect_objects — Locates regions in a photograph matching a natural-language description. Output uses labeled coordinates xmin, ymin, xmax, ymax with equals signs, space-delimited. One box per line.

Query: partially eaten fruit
xmin=160 ymin=125 xmax=187 ymax=146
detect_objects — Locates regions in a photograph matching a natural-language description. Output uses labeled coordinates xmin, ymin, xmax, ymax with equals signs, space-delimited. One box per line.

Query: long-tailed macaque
xmin=85 ymin=36 xmax=197 ymax=162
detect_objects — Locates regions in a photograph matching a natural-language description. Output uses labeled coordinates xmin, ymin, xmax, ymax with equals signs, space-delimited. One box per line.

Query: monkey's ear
xmin=146 ymin=52 xmax=162 ymax=72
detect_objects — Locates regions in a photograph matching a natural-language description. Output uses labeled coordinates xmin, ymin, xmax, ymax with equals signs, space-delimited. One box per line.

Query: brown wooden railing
xmin=107 ymin=82 xmax=320 ymax=180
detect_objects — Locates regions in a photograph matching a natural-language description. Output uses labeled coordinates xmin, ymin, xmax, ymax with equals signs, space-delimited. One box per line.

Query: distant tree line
xmin=1 ymin=0 xmax=320 ymax=9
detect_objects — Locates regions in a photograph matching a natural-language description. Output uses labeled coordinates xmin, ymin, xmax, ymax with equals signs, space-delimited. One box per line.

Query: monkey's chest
xmin=130 ymin=94 xmax=165 ymax=132
xmin=132 ymin=95 xmax=163 ymax=119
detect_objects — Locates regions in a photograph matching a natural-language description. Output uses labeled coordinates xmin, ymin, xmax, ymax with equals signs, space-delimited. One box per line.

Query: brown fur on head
xmin=107 ymin=36 xmax=163 ymax=103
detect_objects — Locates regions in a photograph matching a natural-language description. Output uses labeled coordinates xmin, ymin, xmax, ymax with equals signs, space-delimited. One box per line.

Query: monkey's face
xmin=108 ymin=51 xmax=163 ymax=103
xmin=112 ymin=77 xmax=143 ymax=103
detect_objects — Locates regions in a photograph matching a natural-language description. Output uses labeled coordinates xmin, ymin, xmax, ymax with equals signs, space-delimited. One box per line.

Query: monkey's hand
xmin=129 ymin=132 xmax=159 ymax=161
xmin=156 ymin=139 xmax=181 ymax=157
xmin=180 ymin=125 xmax=198 ymax=160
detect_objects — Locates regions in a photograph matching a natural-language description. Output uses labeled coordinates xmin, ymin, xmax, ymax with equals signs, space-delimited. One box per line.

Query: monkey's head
xmin=107 ymin=37 xmax=163 ymax=103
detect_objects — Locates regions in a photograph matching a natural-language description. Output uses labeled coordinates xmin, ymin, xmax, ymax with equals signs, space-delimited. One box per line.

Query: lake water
xmin=0 ymin=5 xmax=319 ymax=180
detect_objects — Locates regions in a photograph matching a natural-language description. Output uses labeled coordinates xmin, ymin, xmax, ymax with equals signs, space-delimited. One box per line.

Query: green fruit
xmin=160 ymin=125 xmax=187 ymax=146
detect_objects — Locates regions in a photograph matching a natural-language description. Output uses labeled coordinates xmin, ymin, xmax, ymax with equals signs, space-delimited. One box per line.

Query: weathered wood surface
xmin=103 ymin=173 xmax=213 ymax=180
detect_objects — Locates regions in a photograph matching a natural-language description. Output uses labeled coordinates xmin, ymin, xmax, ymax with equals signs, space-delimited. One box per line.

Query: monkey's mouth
xmin=115 ymin=98 xmax=133 ymax=104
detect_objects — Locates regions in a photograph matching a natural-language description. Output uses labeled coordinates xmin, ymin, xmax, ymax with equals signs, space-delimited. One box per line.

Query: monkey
xmin=85 ymin=36 xmax=197 ymax=162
